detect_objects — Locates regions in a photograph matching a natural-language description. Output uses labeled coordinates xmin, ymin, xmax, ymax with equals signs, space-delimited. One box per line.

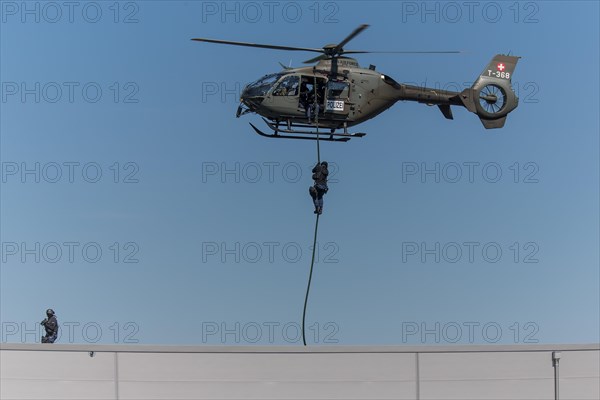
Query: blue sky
xmin=1 ymin=1 xmax=598 ymax=346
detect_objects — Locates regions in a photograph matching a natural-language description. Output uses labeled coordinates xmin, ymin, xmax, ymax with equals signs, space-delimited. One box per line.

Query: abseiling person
xmin=40 ymin=308 xmax=59 ymax=343
xmin=309 ymin=161 xmax=329 ymax=215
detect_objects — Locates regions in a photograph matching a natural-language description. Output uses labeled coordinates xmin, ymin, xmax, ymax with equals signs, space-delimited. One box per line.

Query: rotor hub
xmin=323 ymin=44 xmax=341 ymax=56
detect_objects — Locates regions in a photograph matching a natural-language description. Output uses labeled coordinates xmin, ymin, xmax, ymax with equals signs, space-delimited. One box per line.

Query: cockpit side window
xmin=250 ymin=74 xmax=280 ymax=88
xmin=245 ymin=74 xmax=282 ymax=97
xmin=327 ymin=81 xmax=350 ymax=99
xmin=272 ymin=75 xmax=300 ymax=96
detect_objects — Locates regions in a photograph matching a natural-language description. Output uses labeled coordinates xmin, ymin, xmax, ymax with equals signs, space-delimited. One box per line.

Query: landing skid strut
xmin=250 ymin=118 xmax=366 ymax=142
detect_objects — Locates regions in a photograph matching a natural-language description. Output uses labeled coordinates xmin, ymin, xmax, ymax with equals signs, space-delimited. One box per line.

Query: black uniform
xmin=299 ymin=83 xmax=313 ymax=115
xmin=299 ymin=82 xmax=321 ymax=123
xmin=309 ymin=162 xmax=329 ymax=215
xmin=41 ymin=309 xmax=58 ymax=343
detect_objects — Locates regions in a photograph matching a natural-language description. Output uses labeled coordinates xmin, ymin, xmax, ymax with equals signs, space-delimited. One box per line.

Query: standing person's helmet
xmin=46 ymin=309 xmax=55 ymax=316
xmin=321 ymin=161 xmax=328 ymax=167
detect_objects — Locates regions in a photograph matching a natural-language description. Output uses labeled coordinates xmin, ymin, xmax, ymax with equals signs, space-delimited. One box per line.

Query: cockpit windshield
xmin=244 ymin=73 xmax=282 ymax=97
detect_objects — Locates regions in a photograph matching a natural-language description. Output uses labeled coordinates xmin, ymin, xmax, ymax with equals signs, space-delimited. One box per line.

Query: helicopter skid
xmin=250 ymin=123 xmax=349 ymax=142
xmin=250 ymin=118 xmax=365 ymax=142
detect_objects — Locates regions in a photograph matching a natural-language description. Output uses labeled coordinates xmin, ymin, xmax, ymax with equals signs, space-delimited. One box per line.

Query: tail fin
xmin=459 ymin=54 xmax=521 ymax=129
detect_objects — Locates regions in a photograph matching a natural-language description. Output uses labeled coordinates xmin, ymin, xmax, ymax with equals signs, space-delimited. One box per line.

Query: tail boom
xmin=393 ymin=54 xmax=521 ymax=129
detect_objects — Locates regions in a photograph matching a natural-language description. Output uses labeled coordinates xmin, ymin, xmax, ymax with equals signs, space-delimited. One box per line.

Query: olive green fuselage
xmin=241 ymin=58 xmax=464 ymax=129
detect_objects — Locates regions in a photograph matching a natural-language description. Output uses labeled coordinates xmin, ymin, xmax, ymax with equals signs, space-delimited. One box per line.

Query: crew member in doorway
xmin=299 ymin=80 xmax=313 ymax=121
xmin=41 ymin=309 xmax=58 ymax=343
xmin=309 ymin=161 xmax=329 ymax=215
xmin=299 ymin=79 xmax=322 ymax=124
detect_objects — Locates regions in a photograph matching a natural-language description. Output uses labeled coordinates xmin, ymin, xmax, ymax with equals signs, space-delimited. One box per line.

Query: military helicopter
xmin=192 ymin=25 xmax=520 ymax=142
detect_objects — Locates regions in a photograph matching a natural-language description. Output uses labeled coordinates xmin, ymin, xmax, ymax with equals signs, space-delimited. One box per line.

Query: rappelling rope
xmin=302 ymin=212 xmax=319 ymax=346
xmin=314 ymin=74 xmax=321 ymax=164
xmin=302 ymin=76 xmax=321 ymax=346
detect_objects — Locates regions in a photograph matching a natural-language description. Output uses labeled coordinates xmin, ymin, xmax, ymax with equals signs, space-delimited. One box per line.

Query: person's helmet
xmin=321 ymin=161 xmax=328 ymax=167
xmin=46 ymin=309 xmax=55 ymax=316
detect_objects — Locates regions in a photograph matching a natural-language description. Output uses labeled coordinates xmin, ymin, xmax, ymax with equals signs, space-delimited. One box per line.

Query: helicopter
xmin=192 ymin=24 xmax=520 ymax=142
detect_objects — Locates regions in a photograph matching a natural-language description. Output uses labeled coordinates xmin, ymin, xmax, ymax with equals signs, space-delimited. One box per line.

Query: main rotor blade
xmin=191 ymin=38 xmax=324 ymax=53
xmin=303 ymin=54 xmax=329 ymax=64
xmin=343 ymin=50 xmax=463 ymax=54
xmin=333 ymin=24 xmax=370 ymax=55
xmin=303 ymin=50 xmax=462 ymax=64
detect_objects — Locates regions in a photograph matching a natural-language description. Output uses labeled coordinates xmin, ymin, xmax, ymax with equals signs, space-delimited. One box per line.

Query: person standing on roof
xmin=40 ymin=309 xmax=58 ymax=343
xmin=309 ymin=161 xmax=329 ymax=215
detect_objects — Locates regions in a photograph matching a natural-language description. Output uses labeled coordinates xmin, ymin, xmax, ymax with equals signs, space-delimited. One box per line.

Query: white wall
xmin=1 ymin=344 xmax=598 ymax=400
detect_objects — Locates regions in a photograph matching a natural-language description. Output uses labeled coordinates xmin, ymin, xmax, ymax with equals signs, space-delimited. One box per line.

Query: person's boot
xmin=309 ymin=186 xmax=317 ymax=201
xmin=314 ymin=207 xmax=319 ymax=214
xmin=317 ymin=207 xmax=323 ymax=215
